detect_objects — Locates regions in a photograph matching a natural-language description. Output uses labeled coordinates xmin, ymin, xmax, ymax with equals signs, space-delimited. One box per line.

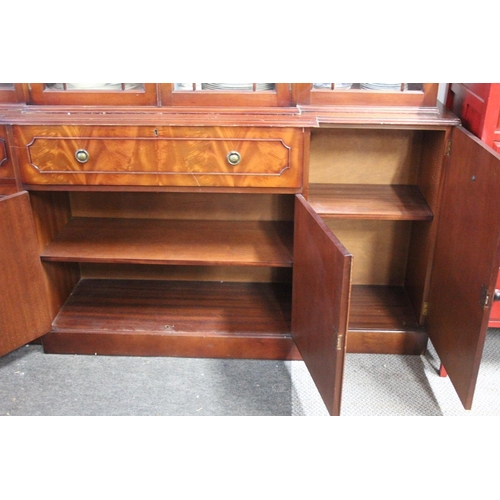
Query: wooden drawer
xmin=13 ymin=126 xmax=304 ymax=190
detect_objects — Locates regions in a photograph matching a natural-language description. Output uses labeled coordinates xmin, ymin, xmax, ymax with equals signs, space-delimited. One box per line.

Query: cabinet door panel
xmin=0 ymin=192 xmax=52 ymax=356
xmin=427 ymin=127 xmax=500 ymax=409
xmin=292 ymin=195 xmax=352 ymax=416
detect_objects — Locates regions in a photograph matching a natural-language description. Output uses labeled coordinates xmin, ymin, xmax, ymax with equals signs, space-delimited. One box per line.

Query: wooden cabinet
xmin=1 ymin=83 xmax=499 ymax=415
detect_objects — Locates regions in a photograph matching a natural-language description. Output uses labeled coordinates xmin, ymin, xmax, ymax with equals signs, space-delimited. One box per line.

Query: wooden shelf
xmin=349 ymin=285 xmax=419 ymax=331
xmin=308 ymin=184 xmax=433 ymax=220
xmin=346 ymin=285 xmax=426 ymax=354
xmin=41 ymin=217 xmax=294 ymax=267
xmin=43 ymin=279 xmax=299 ymax=359
xmin=42 ymin=279 xmax=426 ymax=357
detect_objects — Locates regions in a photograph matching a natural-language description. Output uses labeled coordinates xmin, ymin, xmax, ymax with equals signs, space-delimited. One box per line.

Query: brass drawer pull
xmin=227 ymin=151 xmax=241 ymax=166
xmin=75 ymin=149 xmax=90 ymax=163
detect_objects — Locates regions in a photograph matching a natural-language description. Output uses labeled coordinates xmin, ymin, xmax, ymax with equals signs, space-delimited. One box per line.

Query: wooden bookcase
xmin=1 ymin=82 xmax=499 ymax=415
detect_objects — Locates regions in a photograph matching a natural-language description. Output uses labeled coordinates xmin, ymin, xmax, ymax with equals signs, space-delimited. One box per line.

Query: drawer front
xmin=14 ymin=126 xmax=304 ymax=189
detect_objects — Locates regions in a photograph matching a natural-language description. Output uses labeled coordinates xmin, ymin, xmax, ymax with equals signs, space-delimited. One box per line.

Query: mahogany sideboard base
xmin=41 ymin=330 xmax=428 ymax=358
xmin=39 ymin=277 xmax=427 ymax=358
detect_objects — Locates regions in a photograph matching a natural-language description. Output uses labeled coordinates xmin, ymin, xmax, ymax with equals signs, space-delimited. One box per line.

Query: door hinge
xmin=337 ymin=334 xmax=343 ymax=351
xmin=335 ymin=327 xmax=344 ymax=351
xmin=422 ymin=302 xmax=429 ymax=316
xmin=480 ymin=284 xmax=491 ymax=308
xmin=445 ymin=140 xmax=452 ymax=157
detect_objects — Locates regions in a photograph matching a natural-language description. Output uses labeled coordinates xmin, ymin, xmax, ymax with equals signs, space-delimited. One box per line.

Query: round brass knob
xmin=227 ymin=151 xmax=241 ymax=166
xmin=75 ymin=149 xmax=89 ymax=163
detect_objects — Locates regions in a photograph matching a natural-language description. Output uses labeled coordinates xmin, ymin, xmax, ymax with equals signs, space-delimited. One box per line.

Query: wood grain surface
xmin=41 ymin=218 xmax=294 ymax=267
xmin=14 ymin=125 xmax=304 ymax=188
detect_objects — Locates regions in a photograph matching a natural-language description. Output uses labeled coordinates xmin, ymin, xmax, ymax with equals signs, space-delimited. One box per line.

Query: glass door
xmin=28 ymin=83 xmax=158 ymax=106
xmin=0 ymin=83 xmax=26 ymax=103
xmin=293 ymin=83 xmax=438 ymax=107
xmin=159 ymin=83 xmax=292 ymax=107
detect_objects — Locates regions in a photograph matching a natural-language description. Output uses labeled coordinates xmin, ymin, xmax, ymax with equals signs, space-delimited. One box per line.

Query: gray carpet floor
xmin=1 ymin=329 xmax=499 ymax=416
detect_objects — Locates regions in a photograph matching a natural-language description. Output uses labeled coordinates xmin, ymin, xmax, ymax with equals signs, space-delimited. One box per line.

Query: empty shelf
xmin=308 ymin=184 xmax=433 ymax=220
xmin=41 ymin=217 xmax=294 ymax=267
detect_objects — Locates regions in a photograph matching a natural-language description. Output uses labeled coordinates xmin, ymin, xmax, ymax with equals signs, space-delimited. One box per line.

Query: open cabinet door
xmin=0 ymin=191 xmax=52 ymax=356
xmin=292 ymin=195 xmax=352 ymax=416
xmin=427 ymin=127 xmax=500 ymax=409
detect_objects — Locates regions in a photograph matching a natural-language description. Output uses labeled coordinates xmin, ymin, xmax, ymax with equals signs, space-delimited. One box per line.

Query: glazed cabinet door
xmin=427 ymin=127 xmax=500 ymax=409
xmin=0 ymin=83 xmax=25 ymax=103
xmin=28 ymin=83 xmax=157 ymax=106
xmin=159 ymin=83 xmax=292 ymax=107
xmin=292 ymin=195 xmax=352 ymax=416
xmin=0 ymin=192 xmax=52 ymax=356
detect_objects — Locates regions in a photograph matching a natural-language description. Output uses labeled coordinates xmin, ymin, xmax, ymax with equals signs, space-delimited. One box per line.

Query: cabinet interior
xmin=24 ymin=127 xmax=448 ymax=358
xmin=308 ymin=127 xmax=447 ymax=352
xmin=29 ymin=191 xmax=299 ymax=359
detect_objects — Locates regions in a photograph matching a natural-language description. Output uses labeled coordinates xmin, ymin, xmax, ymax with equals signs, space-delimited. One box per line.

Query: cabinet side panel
xmin=405 ymin=130 xmax=449 ymax=323
xmin=29 ymin=191 xmax=80 ymax=318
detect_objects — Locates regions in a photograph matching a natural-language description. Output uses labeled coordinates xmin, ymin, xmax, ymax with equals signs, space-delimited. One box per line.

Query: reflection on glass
xmin=175 ymin=83 xmax=275 ymax=91
xmin=0 ymin=83 xmax=15 ymax=90
xmin=313 ymin=83 xmax=422 ymax=91
xmin=360 ymin=83 xmax=409 ymax=91
xmin=313 ymin=83 xmax=352 ymax=90
xmin=45 ymin=83 xmax=144 ymax=91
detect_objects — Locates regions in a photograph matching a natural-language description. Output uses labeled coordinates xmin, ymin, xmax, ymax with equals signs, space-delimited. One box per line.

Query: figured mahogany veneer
xmin=14 ymin=125 xmax=304 ymax=189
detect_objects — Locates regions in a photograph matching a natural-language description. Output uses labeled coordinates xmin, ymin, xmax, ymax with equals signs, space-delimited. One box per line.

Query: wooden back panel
xmin=309 ymin=128 xmax=422 ymax=185
xmin=80 ymin=263 xmax=292 ymax=284
xmin=324 ymin=219 xmax=411 ymax=286
xmin=70 ymin=192 xmax=294 ymax=221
